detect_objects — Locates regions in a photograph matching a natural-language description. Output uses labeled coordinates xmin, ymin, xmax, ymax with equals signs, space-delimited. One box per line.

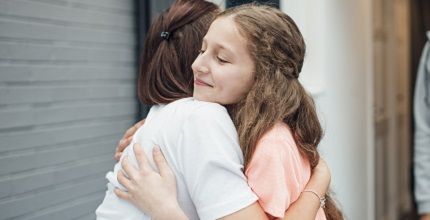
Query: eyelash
xmin=198 ymin=49 xmax=229 ymax=64
xmin=217 ymin=57 xmax=228 ymax=63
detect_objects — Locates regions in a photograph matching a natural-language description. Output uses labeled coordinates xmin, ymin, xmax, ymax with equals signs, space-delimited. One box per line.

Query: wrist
xmin=299 ymin=191 xmax=322 ymax=211
xmin=308 ymin=159 xmax=331 ymax=196
xmin=305 ymin=181 xmax=327 ymax=198
xmin=302 ymin=189 xmax=326 ymax=208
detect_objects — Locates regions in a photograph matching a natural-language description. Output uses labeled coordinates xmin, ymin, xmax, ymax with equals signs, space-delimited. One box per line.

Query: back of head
xmin=218 ymin=4 xmax=344 ymax=220
xmin=138 ymin=0 xmax=219 ymax=104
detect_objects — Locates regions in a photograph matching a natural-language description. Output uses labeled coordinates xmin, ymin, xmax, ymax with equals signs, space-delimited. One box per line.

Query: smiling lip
xmin=194 ymin=78 xmax=213 ymax=87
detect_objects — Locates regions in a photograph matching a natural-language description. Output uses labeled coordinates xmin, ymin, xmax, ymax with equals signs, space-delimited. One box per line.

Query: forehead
xmin=203 ymin=16 xmax=247 ymax=49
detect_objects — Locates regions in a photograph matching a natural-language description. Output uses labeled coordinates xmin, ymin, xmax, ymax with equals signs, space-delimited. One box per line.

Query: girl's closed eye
xmin=216 ymin=56 xmax=229 ymax=64
xmin=198 ymin=49 xmax=205 ymax=55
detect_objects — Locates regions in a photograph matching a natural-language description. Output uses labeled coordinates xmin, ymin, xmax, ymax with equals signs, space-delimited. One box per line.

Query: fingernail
xmin=153 ymin=146 xmax=161 ymax=154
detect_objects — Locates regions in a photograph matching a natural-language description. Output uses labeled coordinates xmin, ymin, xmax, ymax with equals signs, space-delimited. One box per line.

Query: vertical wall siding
xmin=0 ymin=0 xmax=137 ymax=219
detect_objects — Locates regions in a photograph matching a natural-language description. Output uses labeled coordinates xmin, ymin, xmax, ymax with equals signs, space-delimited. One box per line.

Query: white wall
xmin=281 ymin=1 xmax=375 ymax=220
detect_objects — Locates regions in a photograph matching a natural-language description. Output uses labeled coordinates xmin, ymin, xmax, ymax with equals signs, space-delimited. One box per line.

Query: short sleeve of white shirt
xmin=176 ymin=102 xmax=258 ymax=220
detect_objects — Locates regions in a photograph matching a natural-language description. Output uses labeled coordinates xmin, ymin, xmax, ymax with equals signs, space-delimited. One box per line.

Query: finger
xmin=126 ymin=136 xmax=133 ymax=145
xmin=122 ymin=119 xmax=144 ymax=140
xmin=115 ymin=145 xmax=120 ymax=155
xmin=117 ymin=139 xmax=126 ymax=153
xmin=135 ymin=119 xmax=145 ymax=128
xmin=123 ymin=119 xmax=144 ymax=139
xmin=117 ymin=137 xmax=133 ymax=154
xmin=117 ymin=169 xmax=133 ymax=191
xmin=153 ymin=146 xmax=173 ymax=177
xmin=122 ymin=125 xmax=137 ymax=139
xmin=118 ymin=119 xmax=145 ymax=155
xmin=114 ymin=188 xmax=131 ymax=201
xmin=115 ymin=144 xmax=123 ymax=157
xmin=113 ymin=153 xmax=122 ymax=161
xmin=114 ymin=152 xmax=122 ymax=161
xmin=121 ymin=156 xmax=140 ymax=180
xmin=133 ymin=143 xmax=150 ymax=173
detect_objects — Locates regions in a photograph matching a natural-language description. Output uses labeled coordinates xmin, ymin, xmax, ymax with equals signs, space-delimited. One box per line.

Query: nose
xmin=192 ymin=54 xmax=209 ymax=76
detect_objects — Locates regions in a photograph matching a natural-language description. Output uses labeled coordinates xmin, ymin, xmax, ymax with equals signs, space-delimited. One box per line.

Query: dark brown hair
xmin=138 ymin=0 xmax=219 ymax=104
xmin=218 ymin=4 xmax=344 ymax=220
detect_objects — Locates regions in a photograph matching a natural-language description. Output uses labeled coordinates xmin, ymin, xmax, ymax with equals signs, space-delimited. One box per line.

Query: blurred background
xmin=0 ymin=0 xmax=428 ymax=219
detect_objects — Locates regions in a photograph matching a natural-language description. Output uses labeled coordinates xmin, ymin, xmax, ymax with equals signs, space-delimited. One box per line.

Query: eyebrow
xmin=202 ymin=38 xmax=234 ymax=56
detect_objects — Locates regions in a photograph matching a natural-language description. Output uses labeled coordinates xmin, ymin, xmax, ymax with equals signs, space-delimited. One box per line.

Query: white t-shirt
xmin=96 ymin=98 xmax=258 ymax=220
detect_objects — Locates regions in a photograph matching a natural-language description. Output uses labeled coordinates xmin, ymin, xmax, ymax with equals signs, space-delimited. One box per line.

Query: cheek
xmin=217 ymin=71 xmax=253 ymax=101
xmin=233 ymin=68 xmax=254 ymax=93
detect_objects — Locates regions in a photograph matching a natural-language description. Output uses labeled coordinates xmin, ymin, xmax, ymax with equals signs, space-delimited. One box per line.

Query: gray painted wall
xmin=0 ymin=0 xmax=138 ymax=219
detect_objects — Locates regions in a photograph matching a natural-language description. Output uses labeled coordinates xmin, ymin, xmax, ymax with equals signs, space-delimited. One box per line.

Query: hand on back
xmin=114 ymin=120 xmax=145 ymax=161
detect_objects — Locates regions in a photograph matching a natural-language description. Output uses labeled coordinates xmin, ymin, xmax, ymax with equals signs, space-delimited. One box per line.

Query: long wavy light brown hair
xmin=218 ymin=4 xmax=344 ymax=220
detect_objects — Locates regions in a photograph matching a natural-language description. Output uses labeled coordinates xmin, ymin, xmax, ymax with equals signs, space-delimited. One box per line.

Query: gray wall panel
xmin=0 ymin=0 xmax=138 ymax=219
xmin=0 ymin=1 xmax=133 ymax=29
xmin=0 ymin=84 xmax=135 ymax=104
xmin=0 ymin=20 xmax=135 ymax=45
xmin=0 ymin=66 xmax=135 ymax=82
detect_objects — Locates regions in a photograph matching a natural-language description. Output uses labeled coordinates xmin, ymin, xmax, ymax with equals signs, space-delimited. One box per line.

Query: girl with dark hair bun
xmin=96 ymin=1 xmax=336 ymax=220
